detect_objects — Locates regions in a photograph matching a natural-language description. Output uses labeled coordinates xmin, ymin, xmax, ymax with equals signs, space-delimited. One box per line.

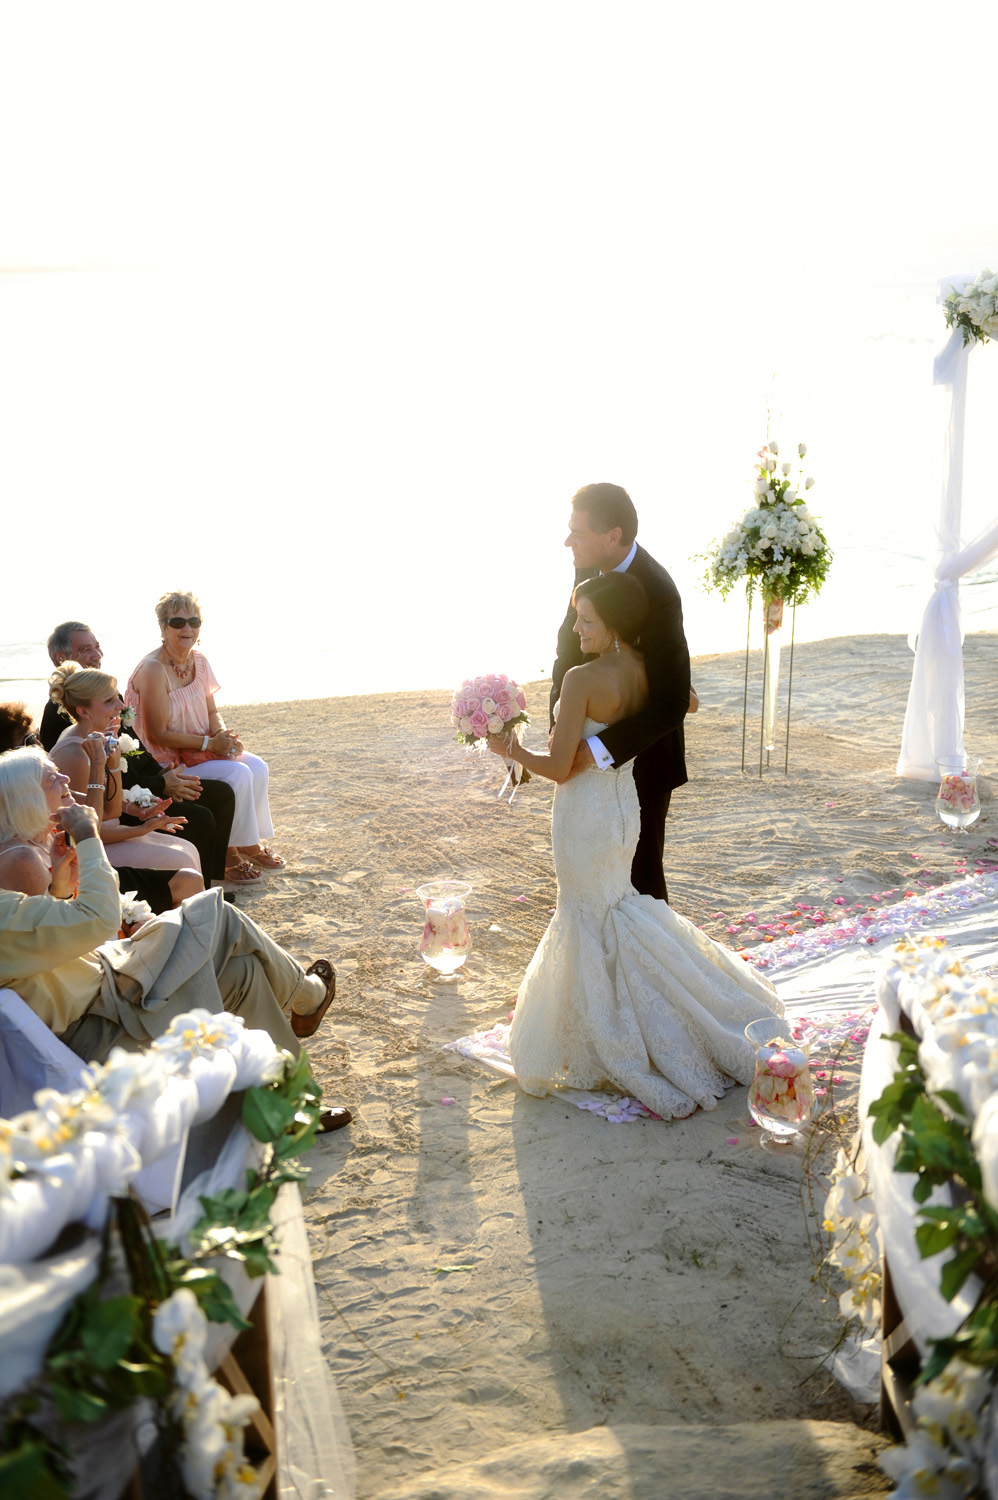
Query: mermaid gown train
xmin=509 ymin=718 xmax=784 ymax=1119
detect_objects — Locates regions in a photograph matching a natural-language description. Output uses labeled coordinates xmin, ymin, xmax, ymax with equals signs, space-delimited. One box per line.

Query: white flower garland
xmin=153 ymin=1288 xmax=260 ymax=1500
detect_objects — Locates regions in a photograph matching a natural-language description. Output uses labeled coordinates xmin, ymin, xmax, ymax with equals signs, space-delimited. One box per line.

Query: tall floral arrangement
xmin=944 ymin=269 xmax=998 ymax=348
xmin=702 ymin=441 xmax=831 ymax=606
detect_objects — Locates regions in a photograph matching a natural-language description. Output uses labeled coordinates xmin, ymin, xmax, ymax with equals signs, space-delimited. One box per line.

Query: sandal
xmin=317 ymin=1106 xmax=353 ymax=1133
xmin=224 ymin=860 xmax=263 ymax=884
xmin=244 ymin=846 xmax=286 ymax=870
xmin=291 ymin=959 xmax=337 ymax=1039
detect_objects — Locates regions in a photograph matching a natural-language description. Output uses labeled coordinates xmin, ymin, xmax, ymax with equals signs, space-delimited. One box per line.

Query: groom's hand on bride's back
xmin=564 ymin=742 xmax=595 ymax=780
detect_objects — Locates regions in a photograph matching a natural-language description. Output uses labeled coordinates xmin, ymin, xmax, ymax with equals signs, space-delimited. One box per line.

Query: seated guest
xmin=127 ymin=592 xmax=283 ymax=883
xmin=0 ymin=703 xmax=38 ymax=754
xmin=0 ymin=750 xmax=80 ymax=900
xmin=0 ymin=776 xmax=347 ymax=1130
xmin=49 ymin=662 xmax=204 ymax=911
xmin=0 ymin=766 xmax=347 ymax=1126
xmin=41 ymin=620 xmax=237 ymax=887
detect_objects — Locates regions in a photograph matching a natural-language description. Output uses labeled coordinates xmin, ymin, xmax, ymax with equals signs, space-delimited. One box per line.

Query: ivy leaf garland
xmin=869 ymin=1032 xmax=998 ymax=1385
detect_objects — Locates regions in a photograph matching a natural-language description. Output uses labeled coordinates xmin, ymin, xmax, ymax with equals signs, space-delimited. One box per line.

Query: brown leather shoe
xmin=291 ymin=959 xmax=337 ymax=1038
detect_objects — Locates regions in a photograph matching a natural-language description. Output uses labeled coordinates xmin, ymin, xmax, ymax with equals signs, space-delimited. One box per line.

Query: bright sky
xmin=1 ymin=2 xmax=995 ymax=703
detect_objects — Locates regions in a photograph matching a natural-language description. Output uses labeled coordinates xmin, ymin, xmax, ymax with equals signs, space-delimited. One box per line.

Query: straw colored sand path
xmin=226 ymin=633 xmax=995 ymax=1499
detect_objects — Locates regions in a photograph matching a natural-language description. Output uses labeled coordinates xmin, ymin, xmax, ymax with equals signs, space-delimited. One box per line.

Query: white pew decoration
xmin=0 ymin=1006 xmax=355 ymax=1499
xmin=824 ymin=940 xmax=998 ymax=1496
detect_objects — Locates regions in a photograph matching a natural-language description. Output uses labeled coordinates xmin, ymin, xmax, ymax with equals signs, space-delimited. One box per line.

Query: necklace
xmin=163 ymin=649 xmax=194 ymax=682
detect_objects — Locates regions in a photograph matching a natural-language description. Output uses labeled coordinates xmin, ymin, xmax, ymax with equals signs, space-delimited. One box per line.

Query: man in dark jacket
xmin=550 ymin=483 xmax=691 ymax=903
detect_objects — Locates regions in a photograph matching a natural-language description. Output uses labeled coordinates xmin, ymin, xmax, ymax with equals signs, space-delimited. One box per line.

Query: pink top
xmin=125 ymin=651 xmax=222 ymax=768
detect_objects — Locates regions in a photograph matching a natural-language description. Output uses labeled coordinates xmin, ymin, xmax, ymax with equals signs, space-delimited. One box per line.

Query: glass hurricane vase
xmin=745 ymin=1017 xmax=814 ymax=1149
xmin=416 ymin=880 xmax=472 ymax=978
xmin=936 ymin=755 xmax=982 ymax=833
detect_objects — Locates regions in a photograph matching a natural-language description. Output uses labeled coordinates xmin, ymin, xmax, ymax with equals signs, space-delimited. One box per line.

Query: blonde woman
xmin=48 ymin=662 xmax=203 ymax=910
xmin=0 ymin=749 xmax=80 ymax=899
xmin=126 ymin=591 xmax=283 ymax=883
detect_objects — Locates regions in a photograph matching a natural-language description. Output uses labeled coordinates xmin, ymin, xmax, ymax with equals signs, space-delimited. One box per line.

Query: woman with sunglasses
xmin=125 ymin=591 xmax=283 ymax=884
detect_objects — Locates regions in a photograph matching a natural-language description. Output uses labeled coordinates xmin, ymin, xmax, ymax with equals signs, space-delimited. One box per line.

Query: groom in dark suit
xmin=550 ymin=483 xmax=691 ymax=903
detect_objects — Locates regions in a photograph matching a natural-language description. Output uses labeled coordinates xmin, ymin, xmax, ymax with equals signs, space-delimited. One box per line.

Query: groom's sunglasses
xmin=167 ymin=616 xmax=202 ymax=630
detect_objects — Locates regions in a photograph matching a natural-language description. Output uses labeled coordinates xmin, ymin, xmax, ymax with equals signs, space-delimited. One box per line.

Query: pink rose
xmin=498 ymin=702 xmax=515 ymax=722
xmin=470 ymin=710 xmax=489 ymax=734
xmin=494 ymin=686 xmax=511 ymax=705
xmin=475 ymin=676 xmax=491 ymax=696
xmin=516 ymin=691 xmax=527 ymax=710
xmin=464 ymin=695 xmax=481 ymax=713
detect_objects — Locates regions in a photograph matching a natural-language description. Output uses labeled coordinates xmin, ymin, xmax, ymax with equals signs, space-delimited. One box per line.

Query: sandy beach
xmin=225 ymin=633 xmax=995 ymax=1499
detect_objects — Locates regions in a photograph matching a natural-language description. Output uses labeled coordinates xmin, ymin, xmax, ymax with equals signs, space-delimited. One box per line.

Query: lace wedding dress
xmin=508 ymin=716 xmax=784 ymax=1119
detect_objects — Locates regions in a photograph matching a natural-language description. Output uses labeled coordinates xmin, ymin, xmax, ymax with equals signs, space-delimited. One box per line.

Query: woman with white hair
xmin=0 ymin=748 xmax=81 ymax=899
xmin=125 ymin=591 xmax=283 ymax=884
xmin=48 ymin=662 xmax=203 ymax=911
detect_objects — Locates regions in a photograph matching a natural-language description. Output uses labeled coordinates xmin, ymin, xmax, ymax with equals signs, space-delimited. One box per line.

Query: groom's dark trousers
xmin=550 ymin=544 xmax=691 ymax=904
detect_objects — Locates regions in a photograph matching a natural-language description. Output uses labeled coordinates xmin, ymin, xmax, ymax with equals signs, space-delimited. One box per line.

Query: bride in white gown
xmin=487 ymin=571 xmax=783 ymax=1120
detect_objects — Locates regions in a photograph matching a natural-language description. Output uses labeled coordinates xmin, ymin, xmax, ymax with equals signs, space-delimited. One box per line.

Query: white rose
xmin=783 ymin=489 xmax=797 ymax=503
xmin=798 ymin=442 xmax=807 ymax=458
xmin=780 ymin=462 xmax=791 ymax=476
xmin=482 ymin=697 xmax=498 ymax=715
xmin=765 ymin=455 xmax=777 ymax=472
xmin=754 ymin=478 xmax=769 ymax=495
xmin=487 ymin=715 xmax=504 ymax=734
xmin=459 ymin=716 xmax=474 ymax=733
xmin=768 ymin=441 xmax=779 ymax=455
xmin=805 ymin=477 xmax=815 ymax=489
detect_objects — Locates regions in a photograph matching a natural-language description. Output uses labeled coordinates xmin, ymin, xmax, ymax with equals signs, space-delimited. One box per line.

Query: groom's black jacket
xmin=549 ymin=543 xmax=690 ymax=793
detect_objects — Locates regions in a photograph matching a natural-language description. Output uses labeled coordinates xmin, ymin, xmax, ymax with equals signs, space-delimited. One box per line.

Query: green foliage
xmin=0 ymin=1051 xmax=322 ymax=1493
xmin=868 ymin=1034 xmax=998 ymax=1390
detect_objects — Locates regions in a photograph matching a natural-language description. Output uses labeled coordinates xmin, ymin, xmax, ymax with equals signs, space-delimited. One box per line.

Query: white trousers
xmin=190 ymin=753 xmax=274 ymax=847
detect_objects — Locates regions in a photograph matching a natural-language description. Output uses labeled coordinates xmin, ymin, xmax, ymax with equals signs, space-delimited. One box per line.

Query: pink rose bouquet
xmin=450 ymin=673 xmax=530 ymax=801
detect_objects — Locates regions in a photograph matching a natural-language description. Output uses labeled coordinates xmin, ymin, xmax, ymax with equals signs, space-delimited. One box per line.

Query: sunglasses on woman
xmin=167 ymin=616 xmax=202 ymax=630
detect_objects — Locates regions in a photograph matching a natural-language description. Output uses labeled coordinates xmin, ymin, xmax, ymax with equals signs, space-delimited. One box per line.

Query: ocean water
xmin=1 ymin=269 xmax=995 ymax=725
xmin=2 ymin=6 xmax=997 ymax=724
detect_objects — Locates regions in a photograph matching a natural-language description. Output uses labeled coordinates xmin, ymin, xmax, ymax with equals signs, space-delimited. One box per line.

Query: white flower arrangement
xmin=117 ymin=733 xmax=141 ymax=758
xmin=701 ymin=440 xmax=831 ymax=605
xmin=944 ymin=269 xmax=998 ymax=348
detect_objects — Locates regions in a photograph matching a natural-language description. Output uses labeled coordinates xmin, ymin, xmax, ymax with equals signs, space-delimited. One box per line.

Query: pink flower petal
xmin=440 ymin=1097 xmax=456 ymax=1106
xmin=725 ymin=1136 xmax=740 ymax=1145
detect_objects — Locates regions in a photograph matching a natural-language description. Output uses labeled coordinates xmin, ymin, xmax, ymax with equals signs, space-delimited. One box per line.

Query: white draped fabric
xmin=897 ymin=275 xmax=998 ymax=780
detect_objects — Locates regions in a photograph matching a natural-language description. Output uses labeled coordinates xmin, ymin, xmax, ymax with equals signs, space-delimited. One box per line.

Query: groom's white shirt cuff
xmin=586 ymin=736 xmax=615 ymax=769
xmin=587 ymin=542 xmax=637 ymax=769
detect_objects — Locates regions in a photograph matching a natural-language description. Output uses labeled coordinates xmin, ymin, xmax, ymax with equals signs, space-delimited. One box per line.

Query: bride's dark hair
xmin=572 ymin=572 xmax=649 ymax=646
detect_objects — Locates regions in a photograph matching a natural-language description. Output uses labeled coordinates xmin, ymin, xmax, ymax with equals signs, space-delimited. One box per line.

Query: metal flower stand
xmin=740 ymin=593 xmax=798 ymax=776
